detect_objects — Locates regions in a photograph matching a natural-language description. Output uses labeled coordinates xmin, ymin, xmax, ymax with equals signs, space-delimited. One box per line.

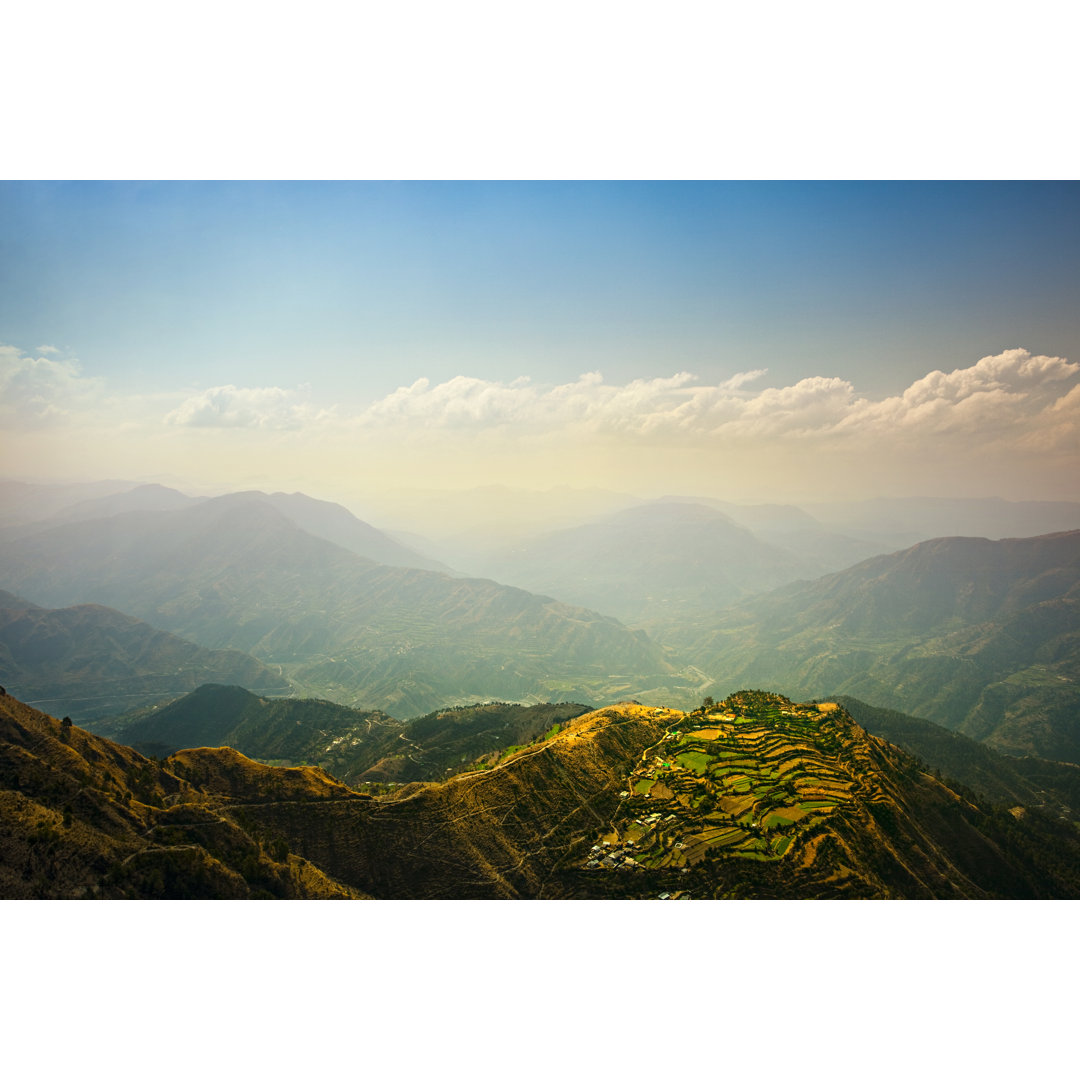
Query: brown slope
xmin=237 ymin=703 xmax=674 ymax=898
xmin=0 ymin=692 xmax=364 ymax=899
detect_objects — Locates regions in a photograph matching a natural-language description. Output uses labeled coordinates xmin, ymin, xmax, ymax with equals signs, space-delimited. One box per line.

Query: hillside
xmin=0 ymin=495 xmax=677 ymax=716
xmin=350 ymin=699 xmax=593 ymax=783
xmin=4 ymin=689 xmax=1079 ymax=899
xmin=100 ymin=683 xmax=591 ymax=787
xmin=220 ymin=490 xmax=452 ymax=572
xmin=687 ymin=531 xmax=1080 ymax=762
xmin=0 ymin=591 xmax=287 ymax=722
xmin=837 ymin=696 xmax=1080 ymax=821
xmin=95 ymin=684 xmax=405 ymax=781
xmin=0 ymin=691 xmax=365 ymax=898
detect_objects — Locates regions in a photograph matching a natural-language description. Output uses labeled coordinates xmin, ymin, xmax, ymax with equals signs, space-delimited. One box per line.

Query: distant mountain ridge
xmin=0 ymin=495 xmax=675 ymax=716
xmin=0 ymin=590 xmax=285 ymax=721
xmin=0 ymin=479 xmax=139 ymax=530
xmin=801 ymin=496 xmax=1080 ymax=550
xmin=3 ymin=482 xmax=450 ymax=573
xmin=466 ymin=500 xmax=826 ymax=629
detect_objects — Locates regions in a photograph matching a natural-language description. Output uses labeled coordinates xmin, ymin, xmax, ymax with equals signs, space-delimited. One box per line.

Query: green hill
xmin=0 ymin=590 xmax=286 ymax=722
xmin=687 ymin=531 xmax=1080 ymax=762
xmin=99 ymin=684 xmax=592 ymax=787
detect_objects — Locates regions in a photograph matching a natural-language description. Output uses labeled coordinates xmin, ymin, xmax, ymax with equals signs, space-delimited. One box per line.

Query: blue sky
xmin=2 ymin=181 xmax=1078 ymax=505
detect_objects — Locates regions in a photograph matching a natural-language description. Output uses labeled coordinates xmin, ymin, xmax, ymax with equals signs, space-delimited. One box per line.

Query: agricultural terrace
xmin=582 ymin=691 xmax=887 ymax=873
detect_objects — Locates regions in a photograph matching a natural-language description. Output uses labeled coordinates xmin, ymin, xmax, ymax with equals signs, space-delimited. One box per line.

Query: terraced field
xmin=583 ymin=690 xmax=889 ymax=873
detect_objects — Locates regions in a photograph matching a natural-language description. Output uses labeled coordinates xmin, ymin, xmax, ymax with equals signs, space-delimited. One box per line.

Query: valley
xmin=2 ymin=479 xmax=1080 ymax=900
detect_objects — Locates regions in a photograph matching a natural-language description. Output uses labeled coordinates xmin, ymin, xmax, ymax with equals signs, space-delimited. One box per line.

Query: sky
xmin=2 ymin=180 xmax=1079 ymax=509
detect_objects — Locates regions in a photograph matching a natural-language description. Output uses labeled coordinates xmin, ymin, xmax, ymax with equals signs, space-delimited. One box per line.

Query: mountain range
xmin=3 ymin=478 xmax=1079 ymax=776
xmin=5 ymin=688 xmax=1078 ymax=899
xmin=0 ymin=491 xmax=677 ymax=716
xmin=459 ymin=501 xmax=826 ymax=629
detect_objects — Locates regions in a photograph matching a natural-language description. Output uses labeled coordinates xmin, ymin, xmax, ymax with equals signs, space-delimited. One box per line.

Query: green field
xmin=675 ymin=750 xmax=712 ymax=774
xmin=589 ymin=691 xmax=874 ymax=872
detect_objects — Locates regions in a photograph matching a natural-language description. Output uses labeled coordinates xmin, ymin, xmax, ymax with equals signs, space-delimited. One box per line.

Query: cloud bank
xmin=4 ymin=344 xmax=1077 ymax=501
xmin=352 ymin=348 xmax=1078 ymax=445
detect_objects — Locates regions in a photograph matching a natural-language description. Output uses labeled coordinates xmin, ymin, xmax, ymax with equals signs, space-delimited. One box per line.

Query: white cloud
xmin=164 ymin=384 xmax=334 ymax=429
xmin=0 ymin=344 xmax=104 ymax=426
xmin=837 ymin=348 xmax=1079 ymax=436
xmin=352 ymin=348 xmax=1078 ymax=446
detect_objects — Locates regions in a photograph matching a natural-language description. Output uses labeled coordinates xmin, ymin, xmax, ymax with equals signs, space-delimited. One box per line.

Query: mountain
xmin=39 ymin=483 xmax=203 ymax=526
xmin=225 ymin=490 xmax=453 ymax=573
xmin=95 ymin=684 xmax=404 ymax=780
xmin=3 ymin=482 xmax=449 ymax=573
xmin=5 ymin=689 xmax=1077 ymax=899
xmin=690 ymin=531 xmax=1080 ymax=762
xmin=0 ymin=495 xmax=675 ymax=716
xmin=468 ymin=501 xmax=823 ymax=629
xmin=0 ymin=691 xmax=365 ymax=898
xmin=99 ymin=684 xmax=592 ymax=786
xmin=0 ymin=591 xmax=286 ymax=722
xmin=368 ymin=699 xmax=593 ymax=782
xmin=360 ymin=484 xmax=645 ymax=545
xmin=655 ymin=496 xmax=896 ymax=575
xmin=837 ymin=696 xmax=1080 ymax=821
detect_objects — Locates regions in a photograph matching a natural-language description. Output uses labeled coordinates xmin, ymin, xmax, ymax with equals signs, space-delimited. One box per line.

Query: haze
xmin=2 ymin=181 xmax=1078 ymax=518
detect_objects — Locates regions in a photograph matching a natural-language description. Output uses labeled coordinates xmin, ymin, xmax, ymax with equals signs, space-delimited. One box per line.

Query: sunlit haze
xmin=3 ymin=182 xmax=1078 ymax=524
